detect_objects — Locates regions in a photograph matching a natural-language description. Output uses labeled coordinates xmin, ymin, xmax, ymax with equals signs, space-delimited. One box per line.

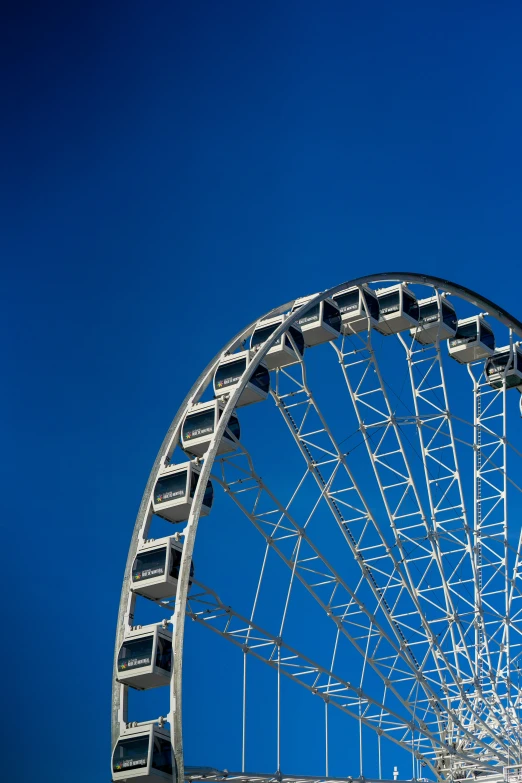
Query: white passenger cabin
xmin=485 ymin=344 xmax=522 ymax=390
xmin=131 ymin=536 xmax=193 ymax=600
xmin=448 ymin=316 xmax=495 ymax=364
xmin=375 ymin=284 xmax=419 ymax=335
xmin=290 ymin=295 xmax=341 ymax=346
xmin=153 ymin=462 xmax=213 ymax=523
xmin=112 ymin=723 xmax=173 ymax=782
xmin=213 ymin=350 xmax=270 ymax=406
xmin=116 ymin=624 xmax=172 ymax=690
xmin=412 ymin=296 xmax=458 ymax=344
xmin=181 ymin=399 xmax=240 ymax=457
xmin=332 ymin=285 xmax=380 ymax=334
xmin=250 ymin=315 xmax=305 ymax=369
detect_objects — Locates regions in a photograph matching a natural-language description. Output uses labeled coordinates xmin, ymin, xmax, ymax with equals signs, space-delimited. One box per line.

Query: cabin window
xmin=403 ymin=291 xmax=419 ymax=320
xmin=323 ymin=300 xmax=341 ymax=331
xmin=219 ymin=407 xmax=240 ymax=436
xmin=497 ymin=353 xmax=510 ymax=371
xmin=152 ymin=736 xmax=173 ymax=774
xmin=113 ymin=736 xmax=149 ymax=773
xmin=203 ymin=480 xmax=214 ymax=508
xmin=169 ymin=547 xmax=182 ymax=579
xmin=188 ymin=473 xmax=213 ymax=508
xmin=155 ymin=472 xmax=187 ymax=505
xmin=169 ymin=549 xmax=194 ymax=581
xmin=155 ymin=636 xmax=172 ymax=672
xmin=517 ymin=350 xmax=522 ymax=374
xmin=419 ymin=301 xmax=439 ymax=325
xmin=118 ymin=637 xmax=153 ymax=671
xmin=334 ymin=289 xmax=359 ymax=314
xmin=456 ymin=322 xmax=477 ymax=338
xmin=363 ymin=289 xmax=380 ymax=321
xmin=133 ymin=548 xmax=167 ymax=582
xmin=442 ymin=302 xmax=457 ymax=331
xmin=286 ymin=326 xmax=305 ymax=355
xmin=251 ymin=323 xmax=279 ymax=348
xmin=294 ymin=303 xmax=320 ymax=327
xmin=486 ymin=353 xmax=508 ymax=377
xmin=225 ymin=414 xmax=240 ymax=441
xmin=378 ymin=291 xmax=400 ymax=316
xmin=450 ymin=321 xmax=479 ymax=346
xmin=250 ymin=364 xmax=270 ymax=392
xmin=189 ymin=471 xmax=199 ymax=498
xmin=480 ymin=323 xmax=495 ymax=350
xmin=183 ymin=409 xmax=215 ymax=441
xmin=215 ymin=357 xmax=246 ymax=390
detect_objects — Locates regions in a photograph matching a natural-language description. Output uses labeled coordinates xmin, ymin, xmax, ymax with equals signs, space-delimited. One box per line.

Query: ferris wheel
xmin=111 ymin=273 xmax=522 ymax=783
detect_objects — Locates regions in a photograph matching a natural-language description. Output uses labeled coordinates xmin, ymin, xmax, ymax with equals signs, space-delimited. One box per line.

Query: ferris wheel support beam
xmin=396 ymin=329 xmax=521 ymax=752
xmin=331 ymin=332 xmax=516 ymax=753
xmin=210 ymin=446 xmax=447 ymax=734
xmin=395 ymin=333 xmax=490 ymax=669
xmin=336 ymin=332 xmax=470 ymax=675
xmin=468 ymin=363 xmax=511 ymax=694
xmin=270 ymin=360 xmax=425 ymax=670
xmin=183 ymin=578 xmax=491 ymax=777
xmin=272 ymin=339 xmax=508 ymax=755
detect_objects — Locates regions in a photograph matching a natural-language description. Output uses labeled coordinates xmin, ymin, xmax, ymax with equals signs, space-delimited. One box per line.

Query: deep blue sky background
xmin=2 ymin=1 xmax=522 ymax=781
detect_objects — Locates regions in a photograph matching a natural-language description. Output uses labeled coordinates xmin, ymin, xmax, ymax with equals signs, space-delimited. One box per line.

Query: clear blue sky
xmin=2 ymin=2 xmax=522 ymax=781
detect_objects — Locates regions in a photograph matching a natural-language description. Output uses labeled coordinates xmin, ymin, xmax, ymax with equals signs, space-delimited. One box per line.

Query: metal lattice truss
xmin=112 ymin=274 xmax=522 ymax=783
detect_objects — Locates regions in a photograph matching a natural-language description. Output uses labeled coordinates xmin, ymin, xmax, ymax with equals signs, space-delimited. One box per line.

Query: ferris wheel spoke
xmin=399 ymin=330 xmax=522 ymax=739
xmin=332 ymin=330 xmax=522 ymax=752
xmin=185 ymin=578 xmax=486 ymax=774
xmin=339 ymin=336 xmax=459 ymax=630
xmin=270 ymin=361 xmax=428 ymax=663
xmin=270 ymin=352 xmax=513 ymax=756
xmin=210 ymin=439 xmax=506 ymax=757
xmin=211 ymin=449 xmax=434 ymax=717
xmin=395 ymin=333 xmax=486 ymax=677
xmin=466 ymin=364 xmax=514 ymax=711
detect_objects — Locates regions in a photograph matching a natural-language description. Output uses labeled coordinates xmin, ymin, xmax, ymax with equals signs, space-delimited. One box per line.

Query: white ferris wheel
xmin=111 ymin=273 xmax=522 ymax=783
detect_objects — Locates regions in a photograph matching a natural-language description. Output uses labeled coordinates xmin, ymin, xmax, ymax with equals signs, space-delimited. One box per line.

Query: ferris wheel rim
xmin=112 ymin=272 xmax=522 ymax=783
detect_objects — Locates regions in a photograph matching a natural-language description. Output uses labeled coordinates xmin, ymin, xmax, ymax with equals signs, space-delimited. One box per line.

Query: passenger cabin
xmin=116 ymin=624 xmax=172 ymax=690
xmin=213 ymin=350 xmax=270 ymax=407
xmin=131 ymin=536 xmax=194 ymax=600
xmin=153 ymin=462 xmax=213 ymax=523
xmin=448 ymin=316 xmax=495 ymax=364
xmin=411 ymin=296 xmax=458 ymax=344
xmin=375 ymin=284 xmax=419 ymax=335
xmin=485 ymin=345 xmax=522 ymax=390
xmin=250 ymin=316 xmax=305 ymax=369
xmin=181 ymin=399 xmax=240 ymax=457
xmin=112 ymin=724 xmax=172 ymax=781
xmin=333 ymin=285 xmax=380 ymax=334
xmin=290 ymin=295 xmax=341 ymax=346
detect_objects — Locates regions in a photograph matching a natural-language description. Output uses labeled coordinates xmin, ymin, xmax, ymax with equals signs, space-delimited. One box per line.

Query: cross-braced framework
xmin=111 ymin=274 xmax=522 ymax=783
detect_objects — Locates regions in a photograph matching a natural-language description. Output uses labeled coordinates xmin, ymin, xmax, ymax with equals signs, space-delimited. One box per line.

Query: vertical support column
xmin=473 ymin=370 xmax=483 ymax=680
xmin=359 ymin=698 xmax=363 ymax=778
xmin=498 ymin=376 xmax=508 ymax=690
xmin=277 ymin=643 xmax=281 ymax=774
xmin=242 ymin=652 xmax=247 ymax=773
xmin=469 ymin=359 xmax=509 ymax=701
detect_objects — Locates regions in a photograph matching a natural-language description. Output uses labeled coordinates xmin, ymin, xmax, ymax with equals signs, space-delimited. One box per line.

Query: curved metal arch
xmin=112 ymin=272 xmax=522 ymax=781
